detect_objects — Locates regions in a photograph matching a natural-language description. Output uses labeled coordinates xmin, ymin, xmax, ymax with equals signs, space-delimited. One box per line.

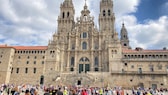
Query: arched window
xmin=108 ymin=10 xmax=111 ymax=16
xmin=71 ymin=57 xmax=74 ymax=66
xmin=67 ymin=12 xmax=70 ymax=17
xmin=79 ymin=57 xmax=89 ymax=62
xmin=83 ymin=32 xmax=87 ymax=38
xmin=72 ymin=44 xmax=75 ymax=50
xmin=124 ymin=43 xmax=127 ymax=46
xmin=149 ymin=65 xmax=154 ymax=72
xmin=25 ymin=68 xmax=28 ymax=73
xmin=103 ymin=10 xmax=106 ymax=16
xmin=82 ymin=42 xmax=87 ymax=50
xmin=138 ymin=68 xmax=142 ymax=74
xmin=94 ymin=57 xmax=99 ymax=66
xmin=62 ymin=12 xmax=65 ymax=18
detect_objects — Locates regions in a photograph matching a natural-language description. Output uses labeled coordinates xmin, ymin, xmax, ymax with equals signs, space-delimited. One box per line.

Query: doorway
xmin=152 ymin=84 xmax=157 ymax=90
xmin=79 ymin=64 xmax=90 ymax=73
xmin=40 ymin=75 xmax=44 ymax=85
xmin=139 ymin=83 xmax=144 ymax=89
xmin=77 ymin=80 xmax=81 ymax=85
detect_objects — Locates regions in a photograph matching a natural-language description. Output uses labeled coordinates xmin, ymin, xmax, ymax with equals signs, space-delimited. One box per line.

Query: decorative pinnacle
xmin=84 ymin=0 xmax=87 ymax=9
xmin=122 ymin=20 xmax=125 ymax=27
xmin=122 ymin=23 xmax=125 ymax=27
xmin=85 ymin=0 xmax=87 ymax=6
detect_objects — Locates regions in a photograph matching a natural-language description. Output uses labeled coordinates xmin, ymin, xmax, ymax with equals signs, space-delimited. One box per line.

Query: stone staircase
xmin=44 ymin=71 xmax=99 ymax=86
xmin=61 ymin=73 xmax=95 ymax=86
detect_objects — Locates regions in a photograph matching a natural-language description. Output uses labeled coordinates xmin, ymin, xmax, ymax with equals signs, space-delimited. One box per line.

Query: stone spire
xmin=81 ymin=0 xmax=90 ymax=16
xmin=77 ymin=0 xmax=94 ymax=24
xmin=121 ymin=23 xmax=128 ymax=37
xmin=120 ymin=23 xmax=130 ymax=48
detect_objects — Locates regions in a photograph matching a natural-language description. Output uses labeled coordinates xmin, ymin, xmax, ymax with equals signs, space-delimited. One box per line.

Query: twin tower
xmin=46 ymin=0 xmax=130 ymax=77
xmin=56 ymin=0 xmax=129 ymax=48
xmin=44 ymin=0 xmax=132 ymax=85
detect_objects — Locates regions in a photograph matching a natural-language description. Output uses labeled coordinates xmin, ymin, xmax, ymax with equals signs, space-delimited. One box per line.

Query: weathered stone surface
xmin=0 ymin=0 xmax=167 ymax=89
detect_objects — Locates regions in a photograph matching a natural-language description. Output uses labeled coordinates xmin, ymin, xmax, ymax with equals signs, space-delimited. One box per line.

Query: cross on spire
xmin=85 ymin=0 xmax=87 ymax=6
xmin=84 ymin=0 xmax=88 ymax=10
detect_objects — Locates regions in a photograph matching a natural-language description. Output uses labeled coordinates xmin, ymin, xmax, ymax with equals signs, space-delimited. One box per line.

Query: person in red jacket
xmin=81 ymin=89 xmax=88 ymax=95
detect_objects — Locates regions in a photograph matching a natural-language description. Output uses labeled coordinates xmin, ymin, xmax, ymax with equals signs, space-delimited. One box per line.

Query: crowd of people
xmin=0 ymin=83 xmax=167 ymax=95
xmin=0 ymin=84 xmax=38 ymax=95
xmin=42 ymin=86 xmax=168 ymax=95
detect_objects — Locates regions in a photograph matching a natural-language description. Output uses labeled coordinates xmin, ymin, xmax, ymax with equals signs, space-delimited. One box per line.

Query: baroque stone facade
xmin=0 ymin=0 xmax=168 ymax=89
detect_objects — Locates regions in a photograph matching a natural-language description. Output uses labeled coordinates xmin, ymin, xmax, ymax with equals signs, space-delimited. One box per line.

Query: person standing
xmin=25 ymin=89 xmax=30 ymax=95
xmin=57 ymin=88 xmax=63 ymax=95
xmin=81 ymin=89 xmax=88 ymax=95
xmin=63 ymin=87 xmax=68 ymax=95
xmin=43 ymin=89 xmax=50 ymax=95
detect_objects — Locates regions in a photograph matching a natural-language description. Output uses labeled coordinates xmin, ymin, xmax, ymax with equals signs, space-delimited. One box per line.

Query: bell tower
xmin=57 ymin=0 xmax=75 ymax=34
xmin=99 ymin=0 xmax=115 ymax=33
xmin=120 ymin=23 xmax=130 ymax=48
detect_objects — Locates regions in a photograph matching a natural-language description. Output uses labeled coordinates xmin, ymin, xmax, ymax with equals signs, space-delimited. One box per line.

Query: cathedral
xmin=0 ymin=0 xmax=168 ymax=89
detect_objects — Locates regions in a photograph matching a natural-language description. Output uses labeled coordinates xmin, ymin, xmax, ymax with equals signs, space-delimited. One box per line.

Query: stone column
xmin=91 ymin=35 xmax=94 ymax=71
xmin=91 ymin=35 xmax=94 ymax=50
xmin=67 ymin=51 xmax=70 ymax=71
xmin=99 ymin=33 xmax=102 ymax=50
xmin=91 ymin=51 xmax=94 ymax=71
xmin=74 ymin=33 xmax=78 ymax=73
xmin=67 ymin=34 xmax=71 ymax=71
xmin=68 ymin=34 xmax=71 ymax=50
xmin=99 ymin=34 xmax=102 ymax=71
xmin=60 ymin=43 xmax=65 ymax=72
xmin=75 ymin=51 xmax=78 ymax=73
xmin=99 ymin=51 xmax=102 ymax=71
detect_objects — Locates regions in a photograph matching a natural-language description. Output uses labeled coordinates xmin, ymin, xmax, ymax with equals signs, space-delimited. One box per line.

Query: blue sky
xmin=0 ymin=0 xmax=168 ymax=49
xmin=134 ymin=0 xmax=168 ymax=23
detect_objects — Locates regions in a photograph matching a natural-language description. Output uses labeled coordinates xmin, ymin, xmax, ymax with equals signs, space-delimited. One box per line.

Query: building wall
xmin=0 ymin=47 xmax=15 ymax=84
xmin=0 ymin=0 xmax=168 ymax=89
xmin=10 ymin=49 xmax=46 ymax=84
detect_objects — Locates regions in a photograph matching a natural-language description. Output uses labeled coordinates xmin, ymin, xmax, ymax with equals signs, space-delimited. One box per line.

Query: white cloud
xmin=0 ymin=0 xmax=58 ymax=46
xmin=0 ymin=34 xmax=5 ymax=40
xmin=0 ymin=0 xmax=19 ymax=22
xmin=118 ymin=16 xmax=168 ymax=49
xmin=33 ymin=0 xmax=47 ymax=10
xmin=0 ymin=0 xmax=168 ymax=50
xmin=113 ymin=0 xmax=140 ymax=16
